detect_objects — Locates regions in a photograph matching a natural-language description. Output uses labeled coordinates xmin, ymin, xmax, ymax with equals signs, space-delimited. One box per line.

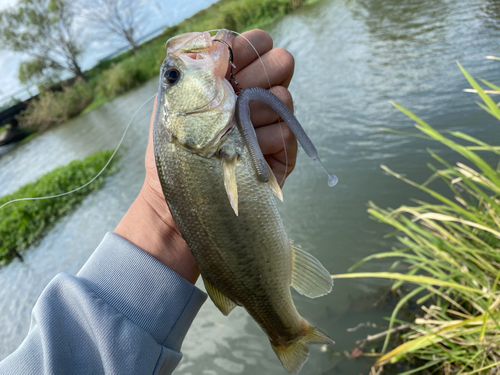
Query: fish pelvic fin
xmin=267 ymin=161 xmax=283 ymax=201
xmin=221 ymin=154 xmax=239 ymax=216
xmin=290 ymin=240 xmax=333 ymax=298
xmin=202 ymin=276 xmax=237 ymax=316
xmin=271 ymin=324 xmax=335 ymax=374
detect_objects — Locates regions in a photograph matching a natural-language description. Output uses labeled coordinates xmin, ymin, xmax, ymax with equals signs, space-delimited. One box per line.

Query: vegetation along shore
xmin=332 ymin=64 xmax=500 ymax=374
xmin=0 ymin=151 xmax=118 ymax=266
xmin=6 ymin=0 xmax=320 ymax=133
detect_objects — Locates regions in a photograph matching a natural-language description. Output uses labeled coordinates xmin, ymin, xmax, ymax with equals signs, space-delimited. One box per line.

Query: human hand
xmin=115 ymin=29 xmax=297 ymax=284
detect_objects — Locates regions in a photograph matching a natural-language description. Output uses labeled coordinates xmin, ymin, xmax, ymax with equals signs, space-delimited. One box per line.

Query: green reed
xmin=331 ymin=62 xmax=500 ymax=374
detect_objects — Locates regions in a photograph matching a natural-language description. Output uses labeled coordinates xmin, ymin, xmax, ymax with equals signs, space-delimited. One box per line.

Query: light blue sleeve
xmin=0 ymin=232 xmax=207 ymax=375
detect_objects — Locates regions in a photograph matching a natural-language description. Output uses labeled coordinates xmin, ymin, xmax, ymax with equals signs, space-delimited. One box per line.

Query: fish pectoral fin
xmin=221 ymin=154 xmax=239 ymax=216
xmin=290 ymin=240 xmax=333 ymax=298
xmin=271 ymin=324 xmax=334 ymax=375
xmin=267 ymin=162 xmax=283 ymax=202
xmin=202 ymin=276 xmax=237 ymax=316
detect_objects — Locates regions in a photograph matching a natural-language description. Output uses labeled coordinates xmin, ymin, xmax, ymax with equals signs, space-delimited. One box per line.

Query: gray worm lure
xmin=235 ymin=87 xmax=338 ymax=187
xmin=212 ymin=38 xmax=338 ymax=187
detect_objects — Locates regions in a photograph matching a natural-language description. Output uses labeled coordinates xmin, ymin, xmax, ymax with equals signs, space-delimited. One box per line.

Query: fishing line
xmin=0 ymin=93 xmax=157 ymax=211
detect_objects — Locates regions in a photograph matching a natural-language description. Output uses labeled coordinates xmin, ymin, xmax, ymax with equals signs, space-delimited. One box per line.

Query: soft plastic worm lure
xmin=235 ymin=87 xmax=338 ymax=187
xmin=212 ymin=38 xmax=338 ymax=187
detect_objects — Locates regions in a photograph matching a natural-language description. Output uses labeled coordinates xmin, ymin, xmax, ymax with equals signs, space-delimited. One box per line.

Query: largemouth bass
xmin=153 ymin=30 xmax=334 ymax=374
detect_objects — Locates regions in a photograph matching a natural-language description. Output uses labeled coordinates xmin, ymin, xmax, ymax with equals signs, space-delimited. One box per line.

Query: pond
xmin=1 ymin=0 xmax=499 ymax=373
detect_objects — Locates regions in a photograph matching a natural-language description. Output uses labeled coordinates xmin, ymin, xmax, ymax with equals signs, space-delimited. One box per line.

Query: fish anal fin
xmin=221 ymin=154 xmax=239 ymax=216
xmin=271 ymin=324 xmax=334 ymax=374
xmin=267 ymin=162 xmax=283 ymax=201
xmin=202 ymin=276 xmax=237 ymax=316
xmin=290 ymin=240 xmax=333 ymax=298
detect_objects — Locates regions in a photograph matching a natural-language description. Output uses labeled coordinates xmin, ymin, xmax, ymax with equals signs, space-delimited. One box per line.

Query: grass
xmin=19 ymin=0 xmax=319 ymax=130
xmin=0 ymin=150 xmax=119 ymax=266
xmin=18 ymin=132 xmax=38 ymax=145
xmin=331 ymin=62 xmax=500 ymax=374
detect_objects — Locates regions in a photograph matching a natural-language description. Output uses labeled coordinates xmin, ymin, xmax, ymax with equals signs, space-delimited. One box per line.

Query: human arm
xmin=0 ymin=233 xmax=206 ymax=374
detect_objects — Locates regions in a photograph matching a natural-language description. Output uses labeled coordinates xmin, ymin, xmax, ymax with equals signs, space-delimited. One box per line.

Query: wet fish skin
xmin=154 ymin=30 xmax=333 ymax=374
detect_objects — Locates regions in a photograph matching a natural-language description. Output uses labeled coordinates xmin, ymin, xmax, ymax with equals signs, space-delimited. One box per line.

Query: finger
xmin=265 ymin=155 xmax=295 ymax=187
xmin=235 ymin=48 xmax=294 ymax=89
xmin=249 ymin=86 xmax=293 ymax=127
xmin=256 ymin=120 xmax=298 ymax=167
xmin=230 ymin=29 xmax=273 ymax=76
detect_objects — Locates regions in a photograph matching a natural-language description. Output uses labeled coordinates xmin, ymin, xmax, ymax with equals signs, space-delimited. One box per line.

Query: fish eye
xmin=163 ymin=68 xmax=180 ymax=85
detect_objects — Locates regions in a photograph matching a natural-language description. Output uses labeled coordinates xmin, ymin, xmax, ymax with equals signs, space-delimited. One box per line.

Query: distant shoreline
xmin=11 ymin=0 xmax=320 ymax=136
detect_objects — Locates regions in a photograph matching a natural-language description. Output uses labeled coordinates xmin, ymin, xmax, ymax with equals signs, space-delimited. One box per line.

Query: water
xmin=1 ymin=0 xmax=500 ymax=373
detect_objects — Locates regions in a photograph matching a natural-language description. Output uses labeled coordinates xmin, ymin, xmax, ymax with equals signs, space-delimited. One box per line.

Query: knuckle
xmin=254 ymin=29 xmax=273 ymax=49
xmin=271 ymin=86 xmax=293 ymax=112
xmin=281 ymin=124 xmax=296 ymax=144
xmin=273 ymin=48 xmax=295 ymax=74
xmin=284 ymin=127 xmax=298 ymax=157
xmin=238 ymin=29 xmax=273 ymax=55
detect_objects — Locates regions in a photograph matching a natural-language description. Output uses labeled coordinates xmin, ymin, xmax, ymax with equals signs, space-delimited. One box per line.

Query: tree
xmin=0 ymin=0 xmax=86 ymax=85
xmin=18 ymin=58 xmax=60 ymax=87
xmin=79 ymin=0 xmax=144 ymax=53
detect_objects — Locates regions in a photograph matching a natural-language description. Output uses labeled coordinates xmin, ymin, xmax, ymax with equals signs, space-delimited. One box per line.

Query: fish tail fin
xmin=270 ymin=324 xmax=334 ymax=374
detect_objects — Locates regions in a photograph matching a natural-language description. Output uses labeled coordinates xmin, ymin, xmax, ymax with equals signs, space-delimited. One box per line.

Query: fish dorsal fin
xmin=221 ymin=154 xmax=239 ymax=216
xmin=202 ymin=275 xmax=237 ymax=316
xmin=267 ymin=162 xmax=283 ymax=202
xmin=290 ymin=240 xmax=333 ymax=298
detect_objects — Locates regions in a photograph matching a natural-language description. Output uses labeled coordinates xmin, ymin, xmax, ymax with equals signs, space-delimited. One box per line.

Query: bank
xmin=12 ymin=0 xmax=321 ymax=135
xmin=0 ymin=150 xmax=118 ymax=266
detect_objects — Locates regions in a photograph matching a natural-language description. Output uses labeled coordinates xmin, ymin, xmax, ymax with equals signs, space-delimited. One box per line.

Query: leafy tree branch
xmin=0 ymin=0 xmax=86 ymax=85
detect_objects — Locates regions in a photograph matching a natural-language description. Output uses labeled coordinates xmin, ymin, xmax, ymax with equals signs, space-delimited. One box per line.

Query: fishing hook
xmin=213 ymin=38 xmax=242 ymax=92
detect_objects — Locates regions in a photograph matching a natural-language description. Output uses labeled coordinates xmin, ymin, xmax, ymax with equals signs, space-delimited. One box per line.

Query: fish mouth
xmin=168 ymin=29 xmax=233 ymax=80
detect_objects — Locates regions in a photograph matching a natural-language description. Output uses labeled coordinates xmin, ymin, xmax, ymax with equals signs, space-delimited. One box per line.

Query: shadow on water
xmin=480 ymin=0 xmax=500 ymax=30
xmin=352 ymin=0 xmax=450 ymax=46
xmin=0 ymin=144 xmax=17 ymax=159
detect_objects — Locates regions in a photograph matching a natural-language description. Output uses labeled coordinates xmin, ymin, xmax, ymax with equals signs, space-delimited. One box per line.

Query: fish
xmin=153 ymin=29 xmax=334 ymax=374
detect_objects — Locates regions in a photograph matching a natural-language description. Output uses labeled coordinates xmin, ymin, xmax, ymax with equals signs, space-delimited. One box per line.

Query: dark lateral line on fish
xmin=235 ymin=87 xmax=338 ymax=187
xmin=213 ymin=38 xmax=242 ymax=91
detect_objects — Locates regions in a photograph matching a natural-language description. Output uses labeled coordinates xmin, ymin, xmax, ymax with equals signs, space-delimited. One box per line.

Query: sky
xmin=0 ymin=0 xmax=219 ymax=104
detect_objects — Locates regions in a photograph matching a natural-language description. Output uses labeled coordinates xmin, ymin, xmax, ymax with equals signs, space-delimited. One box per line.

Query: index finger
xmin=228 ymin=29 xmax=273 ymax=77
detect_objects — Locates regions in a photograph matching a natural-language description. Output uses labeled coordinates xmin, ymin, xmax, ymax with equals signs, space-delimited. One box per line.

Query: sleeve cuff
xmin=77 ymin=232 xmax=207 ymax=352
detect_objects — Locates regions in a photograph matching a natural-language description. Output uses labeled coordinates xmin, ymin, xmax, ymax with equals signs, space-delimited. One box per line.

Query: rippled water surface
xmin=1 ymin=0 xmax=500 ymax=373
